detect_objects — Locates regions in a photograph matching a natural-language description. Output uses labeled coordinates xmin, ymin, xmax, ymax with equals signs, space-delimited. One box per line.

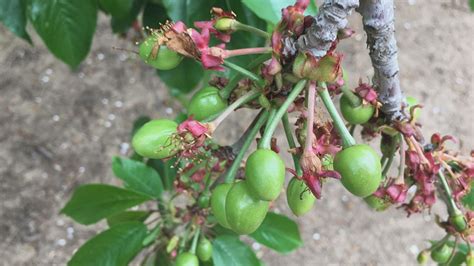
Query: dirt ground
xmin=0 ymin=1 xmax=472 ymax=265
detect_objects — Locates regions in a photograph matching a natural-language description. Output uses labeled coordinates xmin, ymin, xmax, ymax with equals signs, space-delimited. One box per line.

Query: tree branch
xmin=357 ymin=0 xmax=404 ymax=120
xmin=296 ymin=0 xmax=359 ymax=57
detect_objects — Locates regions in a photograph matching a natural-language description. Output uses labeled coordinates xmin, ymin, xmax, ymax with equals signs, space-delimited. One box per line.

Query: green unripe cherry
xmin=340 ymin=95 xmax=375 ymax=125
xmin=334 ymin=144 xmax=382 ymax=197
xmin=196 ymin=238 xmax=212 ymax=262
xmin=430 ymin=244 xmax=453 ymax=263
xmin=175 ymin=252 xmax=199 ymax=266
xmin=210 ymin=183 xmax=233 ymax=229
xmin=139 ymin=36 xmax=182 ymax=70
xmin=416 ymin=250 xmax=429 ymax=265
xmin=449 ymin=214 xmax=468 ymax=232
xmin=225 ymin=181 xmax=269 ymax=235
xmin=188 ymin=87 xmax=227 ymax=121
xmin=287 ymin=177 xmax=316 ymax=216
xmin=364 ymin=195 xmax=391 ymax=211
xmin=132 ymin=119 xmax=179 ymax=159
xmin=245 ymin=149 xmax=286 ymax=201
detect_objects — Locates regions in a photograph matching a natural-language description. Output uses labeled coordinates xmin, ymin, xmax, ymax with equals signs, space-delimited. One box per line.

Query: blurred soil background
xmin=0 ymin=0 xmax=473 ymax=265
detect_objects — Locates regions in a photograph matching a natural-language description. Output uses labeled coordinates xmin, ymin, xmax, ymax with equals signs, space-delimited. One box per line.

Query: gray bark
xmin=296 ymin=0 xmax=359 ymax=57
xmin=357 ymin=0 xmax=404 ymax=120
xmin=295 ymin=0 xmax=404 ymax=120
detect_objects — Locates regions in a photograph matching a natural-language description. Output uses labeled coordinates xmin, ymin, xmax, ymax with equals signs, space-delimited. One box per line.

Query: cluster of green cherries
xmin=132 ymin=34 xmax=419 ymax=236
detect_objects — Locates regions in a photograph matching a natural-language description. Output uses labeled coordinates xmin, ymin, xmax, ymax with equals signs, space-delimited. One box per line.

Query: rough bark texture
xmin=296 ymin=0 xmax=359 ymax=57
xmin=357 ymin=0 xmax=404 ymax=119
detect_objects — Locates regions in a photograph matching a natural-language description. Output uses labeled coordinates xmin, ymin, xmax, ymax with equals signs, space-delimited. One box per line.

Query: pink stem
xmin=224 ymin=47 xmax=272 ymax=58
xmin=305 ymin=82 xmax=317 ymax=152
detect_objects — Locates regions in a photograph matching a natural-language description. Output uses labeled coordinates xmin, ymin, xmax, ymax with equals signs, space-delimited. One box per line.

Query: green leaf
xmin=68 ymin=222 xmax=147 ymax=266
xmin=156 ymin=58 xmax=204 ymax=95
xmin=106 ymin=211 xmax=150 ymax=227
xmin=61 ymin=184 xmax=151 ymax=225
xmin=241 ymin=0 xmax=318 ymax=24
xmin=0 ymin=0 xmax=31 ymax=42
xmin=161 ymin=0 xmax=216 ymax=26
xmin=112 ymin=157 xmax=164 ymax=198
xmin=212 ymin=235 xmax=260 ymax=266
xmin=462 ymin=181 xmax=474 ymax=211
xmin=147 ymin=158 xmax=177 ymax=191
xmin=28 ymin=0 xmax=97 ymax=67
xmin=111 ymin=0 xmax=145 ymax=33
xmin=249 ymin=212 xmax=302 ymax=254
xmin=142 ymin=1 xmax=168 ymax=29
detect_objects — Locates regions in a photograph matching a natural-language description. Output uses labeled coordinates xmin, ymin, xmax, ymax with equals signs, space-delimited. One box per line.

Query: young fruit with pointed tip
xmin=188 ymin=87 xmax=227 ymax=121
xmin=196 ymin=238 xmax=212 ymax=262
xmin=287 ymin=177 xmax=316 ymax=216
xmin=132 ymin=119 xmax=179 ymax=159
xmin=210 ymin=183 xmax=233 ymax=229
xmin=175 ymin=252 xmax=199 ymax=266
xmin=225 ymin=181 xmax=269 ymax=235
xmin=139 ymin=36 xmax=183 ymax=70
xmin=245 ymin=149 xmax=285 ymax=201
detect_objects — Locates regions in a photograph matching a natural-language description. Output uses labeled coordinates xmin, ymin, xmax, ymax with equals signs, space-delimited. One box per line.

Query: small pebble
xmin=165 ymin=107 xmax=173 ymax=115
xmin=78 ymin=166 xmax=86 ymax=174
xmin=120 ymin=143 xmax=130 ymax=155
xmin=409 ymin=245 xmax=419 ymax=255
xmin=56 ymin=219 xmax=65 ymax=226
xmin=107 ymin=114 xmax=116 ymax=121
xmin=56 ymin=239 xmax=66 ymax=247
xmin=312 ymin=233 xmax=321 ymax=241
xmin=114 ymin=101 xmax=123 ymax=108
xmin=101 ymin=98 xmax=109 ymax=105
xmin=45 ymin=68 xmax=53 ymax=75
xmin=52 ymin=115 xmax=60 ymax=122
xmin=97 ymin=53 xmax=105 ymax=61
xmin=104 ymin=121 xmax=112 ymax=128
xmin=41 ymin=76 xmax=50 ymax=83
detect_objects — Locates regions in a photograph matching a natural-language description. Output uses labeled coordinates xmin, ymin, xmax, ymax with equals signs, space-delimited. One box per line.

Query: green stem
xmin=209 ymin=89 xmax=260 ymax=126
xmin=429 ymin=234 xmax=451 ymax=251
xmin=282 ymin=113 xmax=302 ymax=176
xmin=381 ymin=153 xmax=394 ymax=178
xmin=438 ymin=171 xmax=462 ymax=216
xmin=223 ymin=60 xmax=264 ymax=87
xmin=318 ymin=83 xmax=356 ymax=149
xmin=219 ymin=54 xmax=271 ymax=99
xmin=259 ymin=80 xmax=307 ymax=149
xmin=190 ymin=227 xmax=200 ymax=254
xmin=224 ymin=110 xmax=270 ymax=183
xmin=264 ymin=108 xmax=277 ymax=134
xmin=233 ymin=21 xmax=270 ymax=39
xmin=340 ymin=85 xmax=362 ymax=107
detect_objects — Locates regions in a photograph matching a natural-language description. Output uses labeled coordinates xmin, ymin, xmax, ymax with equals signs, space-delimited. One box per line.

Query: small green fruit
xmin=196 ymin=238 xmax=212 ymax=262
xmin=132 ymin=119 xmax=179 ymax=159
xmin=431 ymin=244 xmax=453 ymax=263
xmin=245 ymin=149 xmax=285 ymax=201
xmin=225 ymin=181 xmax=269 ymax=235
xmin=334 ymin=144 xmax=382 ymax=197
xmin=175 ymin=252 xmax=199 ymax=266
xmin=139 ymin=36 xmax=182 ymax=70
xmin=210 ymin=183 xmax=233 ymax=229
xmin=188 ymin=87 xmax=227 ymax=121
xmin=287 ymin=177 xmax=316 ymax=216
xmin=340 ymin=95 xmax=375 ymax=125
xmin=364 ymin=195 xmax=391 ymax=212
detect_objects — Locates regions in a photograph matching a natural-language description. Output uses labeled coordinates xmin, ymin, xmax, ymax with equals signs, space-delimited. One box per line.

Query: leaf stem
xmin=259 ymin=80 xmax=307 ymax=149
xmin=282 ymin=113 xmax=302 ymax=176
xmin=223 ymin=110 xmax=270 ymax=183
xmin=317 ymin=82 xmax=356 ymax=149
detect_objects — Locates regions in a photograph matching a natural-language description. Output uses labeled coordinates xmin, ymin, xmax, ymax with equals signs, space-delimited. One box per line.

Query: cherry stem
xmin=259 ymin=80 xmax=308 ymax=149
xmin=232 ymin=21 xmax=271 ymax=39
xmin=264 ymin=108 xmax=277 ymax=134
xmin=223 ymin=60 xmax=265 ymax=87
xmin=317 ymin=82 xmax=356 ymax=149
xmin=340 ymin=84 xmax=362 ymax=107
xmin=429 ymin=234 xmax=451 ymax=251
xmin=438 ymin=170 xmax=462 ymax=216
xmin=381 ymin=152 xmax=394 ymax=178
xmin=225 ymin=47 xmax=272 ymax=58
xmin=211 ymin=89 xmax=260 ymax=128
xmin=305 ymin=82 xmax=316 ymax=152
xmin=282 ymin=113 xmax=302 ymax=177
xmin=190 ymin=227 xmax=200 ymax=254
xmin=219 ymin=54 xmax=271 ymax=99
xmin=223 ymin=110 xmax=270 ymax=183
